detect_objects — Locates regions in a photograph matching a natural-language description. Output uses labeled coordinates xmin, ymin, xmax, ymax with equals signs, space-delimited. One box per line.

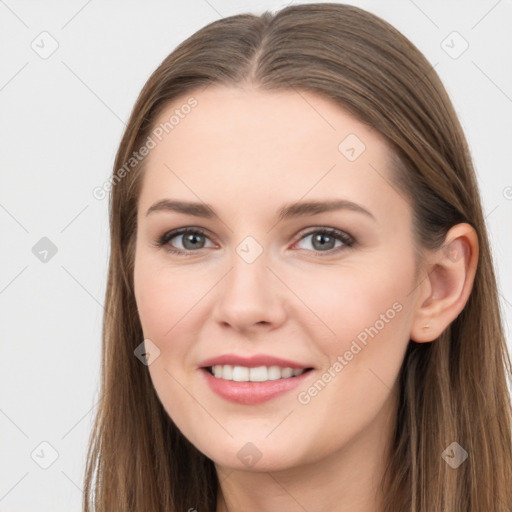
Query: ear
xmin=410 ymin=223 xmax=479 ymax=343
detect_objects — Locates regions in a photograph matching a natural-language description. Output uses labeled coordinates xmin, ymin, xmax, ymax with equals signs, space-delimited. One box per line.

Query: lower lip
xmin=201 ymin=368 xmax=313 ymax=405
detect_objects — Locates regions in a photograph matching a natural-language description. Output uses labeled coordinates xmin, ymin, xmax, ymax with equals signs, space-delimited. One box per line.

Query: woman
xmin=83 ymin=3 xmax=512 ymax=511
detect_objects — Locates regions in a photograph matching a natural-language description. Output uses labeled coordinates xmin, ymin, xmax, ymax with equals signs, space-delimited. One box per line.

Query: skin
xmin=133 ymin=86 xmax=478 ymax=512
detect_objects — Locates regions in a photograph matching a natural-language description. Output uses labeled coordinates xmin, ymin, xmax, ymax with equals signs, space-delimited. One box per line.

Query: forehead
xmin=147 ymin=85 xmax=388 ymax=166
xmin=138 ymin=86 xmax=407 ymax=222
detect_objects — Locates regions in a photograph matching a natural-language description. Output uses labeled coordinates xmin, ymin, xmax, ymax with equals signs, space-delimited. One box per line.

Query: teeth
xmin=210 ymin=365 xmax=306 ymax=381
xmin=232 ymin=366 xmax=249 ymax=382
xmin=282 ymin=367 xmax=294 ymax=378
xmin=222 ymin=364 xmax=233 ymax=380
xmin=249 ymin=366 xmax=268 ymax=382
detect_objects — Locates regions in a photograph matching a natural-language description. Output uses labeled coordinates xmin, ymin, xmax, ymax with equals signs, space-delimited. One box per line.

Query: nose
xmin=212 ymin=251 xmax=287 ymax=334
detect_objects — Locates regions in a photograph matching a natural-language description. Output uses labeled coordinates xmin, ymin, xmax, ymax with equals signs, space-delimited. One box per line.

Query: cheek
xmin=294 ymin=257 xmax=415 ymax=400
xmin=133 ymin=257 xmax=202 ymax=424
xmin=134 ymin=255 xmax=206 ymax=340
xmin=285 ymin=264 xmax=414 ymax=455
xmin=296 ymin=260 xmax=412 ymax=345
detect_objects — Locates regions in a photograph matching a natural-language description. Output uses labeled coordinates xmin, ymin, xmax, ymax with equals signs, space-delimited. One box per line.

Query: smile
xmin=198 ymin=354 xmax=315 ymax=404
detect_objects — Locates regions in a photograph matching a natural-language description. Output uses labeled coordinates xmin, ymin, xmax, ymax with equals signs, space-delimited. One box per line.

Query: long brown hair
xmin=83 ymin=3 xmax=512 ymax=511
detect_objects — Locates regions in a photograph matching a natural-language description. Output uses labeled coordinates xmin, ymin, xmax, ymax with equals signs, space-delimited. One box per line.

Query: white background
xmin=1 ymin=0 xmax=511 ymax=510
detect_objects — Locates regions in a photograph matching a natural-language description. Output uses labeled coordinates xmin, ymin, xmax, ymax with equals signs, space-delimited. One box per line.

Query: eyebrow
xmin=145 ymin=198 xmax=375 ymax=221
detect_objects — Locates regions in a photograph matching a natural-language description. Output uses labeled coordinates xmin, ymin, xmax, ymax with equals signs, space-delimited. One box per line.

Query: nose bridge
xmin=213 ymin=239 xmax=285 ymax=330
xmin=230 ymin=247 xmax=269 ymax=295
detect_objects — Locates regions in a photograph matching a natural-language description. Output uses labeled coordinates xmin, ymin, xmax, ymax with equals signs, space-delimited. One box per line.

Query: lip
xmin=198 ymin=354 xmax=312 ymax=369
xmin=200 ymin=367 xmax=314 ymax=405
xmin=197 ymin=353 xmax=315 ymax=405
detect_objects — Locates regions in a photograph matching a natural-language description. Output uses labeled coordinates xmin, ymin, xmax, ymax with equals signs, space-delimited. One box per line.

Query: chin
xmin=188 ymin=432 xmax=308 ymax=473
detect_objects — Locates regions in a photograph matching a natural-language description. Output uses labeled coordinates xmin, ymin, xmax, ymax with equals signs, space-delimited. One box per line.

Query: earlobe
xmin=410 ymin=223 xmax=479 ymax=343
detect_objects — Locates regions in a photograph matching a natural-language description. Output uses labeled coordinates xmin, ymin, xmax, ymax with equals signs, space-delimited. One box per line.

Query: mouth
xmin=203 ymin=365 xmax=314 ymax=382
xmin=199 ymin=358 xmax=315 ymax=404
xmin=198 ymin=354 xmax=315 ymax=404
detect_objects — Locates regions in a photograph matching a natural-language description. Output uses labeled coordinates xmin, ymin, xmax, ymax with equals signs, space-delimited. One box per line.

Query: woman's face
xmin=133 ymin=86 xmax=422 ymax=471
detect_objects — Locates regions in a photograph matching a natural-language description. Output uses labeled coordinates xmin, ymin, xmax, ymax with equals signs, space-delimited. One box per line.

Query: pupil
xmin=314 ymin=233 xmax=334 ymax=250
xmin=184 ymin=233 xmax=204 ymax=250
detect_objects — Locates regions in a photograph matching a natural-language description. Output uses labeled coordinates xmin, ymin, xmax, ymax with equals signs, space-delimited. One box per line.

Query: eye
xmin=156 ymin=227 xmax=215 ymax=255
xmin=155 ymin=226 xmax=355 ymax=256
xmin=293 ymin=227 xmax=354 ymax=254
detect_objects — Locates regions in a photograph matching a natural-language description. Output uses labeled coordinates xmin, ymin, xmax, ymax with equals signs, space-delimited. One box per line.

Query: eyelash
xmin=155 ymin=226 xmax=355 ymax=257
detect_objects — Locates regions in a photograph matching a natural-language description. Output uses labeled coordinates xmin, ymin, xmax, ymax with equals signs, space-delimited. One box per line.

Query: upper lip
xmin=198 ymin=354 xmax=313 ymax=370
